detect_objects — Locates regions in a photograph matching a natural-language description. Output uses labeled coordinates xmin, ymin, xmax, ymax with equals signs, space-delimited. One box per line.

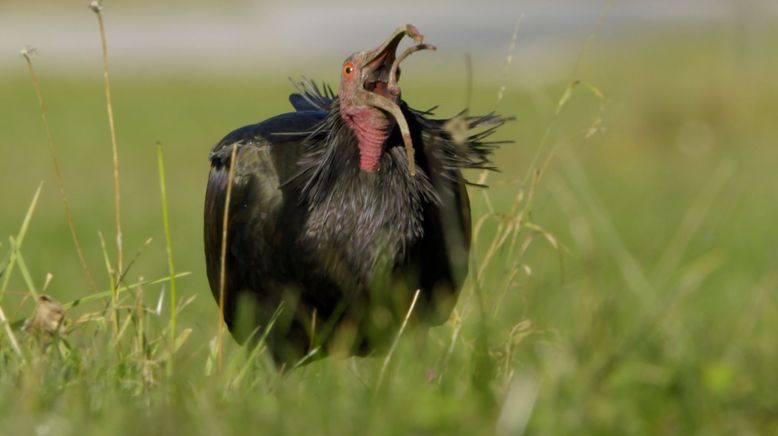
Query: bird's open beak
xmin=355 ymin=25 xmax=436 ymax=176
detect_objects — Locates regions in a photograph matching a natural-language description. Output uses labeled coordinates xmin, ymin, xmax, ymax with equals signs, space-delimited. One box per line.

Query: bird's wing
xmin=204 ymin=111 xmax=324 ymax=343
xmin=288 ymin=78 xmax=335 ymax=112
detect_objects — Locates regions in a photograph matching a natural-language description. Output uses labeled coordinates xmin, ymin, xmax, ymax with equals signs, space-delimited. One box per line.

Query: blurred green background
xmin=1 ymin=0 xmax=777 ymax=433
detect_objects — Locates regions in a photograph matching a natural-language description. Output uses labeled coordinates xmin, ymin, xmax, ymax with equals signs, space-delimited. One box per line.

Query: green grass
xmin=1 ymin=24 xmax=778 ymax=434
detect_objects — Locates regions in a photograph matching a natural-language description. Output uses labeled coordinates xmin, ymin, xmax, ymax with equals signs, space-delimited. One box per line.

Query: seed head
xmin=89 ymin=0 xmax=103 ymax=13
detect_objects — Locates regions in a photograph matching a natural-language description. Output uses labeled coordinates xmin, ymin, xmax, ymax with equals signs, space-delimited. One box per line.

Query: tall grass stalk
xmin=376 ymin=289 xmax=422 ymax=390
xmin=217 ymin=144 xmax=239 ymax=370
xmin=494 ymin=15 xmax=522 ymax=110
xmin=521 ymin=1 xmax=612 ymax=193
xmin=471 ymin=2 xmax=613 ymax=302
xmin=90 ymin=1 xmax=124 ymax=281
xmin=97 ymin=230 xmax=119 ymax=335
xmin=156 ymin=143 xmax=178 ymax=376
xmin=21 ymin=48 xmax=97 ymax=292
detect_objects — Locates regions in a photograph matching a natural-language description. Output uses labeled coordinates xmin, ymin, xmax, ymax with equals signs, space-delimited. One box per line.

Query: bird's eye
xmin=343 ymin=62 xmax=354 ymax=77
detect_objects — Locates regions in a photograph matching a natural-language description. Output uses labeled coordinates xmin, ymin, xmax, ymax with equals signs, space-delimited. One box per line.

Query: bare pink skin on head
xmin=337 ymin=25 xmax=435 ymax=174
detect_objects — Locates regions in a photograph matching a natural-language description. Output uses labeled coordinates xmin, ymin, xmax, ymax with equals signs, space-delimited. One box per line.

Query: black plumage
xmin=204 ymin=28 xmax=509 ymax=364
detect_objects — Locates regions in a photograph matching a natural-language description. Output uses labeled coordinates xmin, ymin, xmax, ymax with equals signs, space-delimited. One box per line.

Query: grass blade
xmin=156 ymin=142 xmax=178 ymax=377
xmin=90 ymin=0 xmax=123 ymax=280
xmin=8 ymin=238 xmax=38 ymax=300
xmin=0 ymin=303 xmax=24 ymax=360
xmin=0 ymin=182 xmax=43 ymax=300
xmin=217 ymin=144 xmax=239 ymax=371
xmin=377 ymin=289 xmax=421 ymax=391
xmin=66 ymin=272 xmax=191 ymax=310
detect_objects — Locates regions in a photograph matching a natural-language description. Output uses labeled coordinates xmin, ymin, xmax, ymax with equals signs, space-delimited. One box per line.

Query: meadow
xmin=1 ymin=13 xmax=777 ymax=435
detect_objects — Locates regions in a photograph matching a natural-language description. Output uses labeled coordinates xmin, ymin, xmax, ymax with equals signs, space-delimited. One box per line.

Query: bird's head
xmin=338 ymin=24 xmax=435 ymax=176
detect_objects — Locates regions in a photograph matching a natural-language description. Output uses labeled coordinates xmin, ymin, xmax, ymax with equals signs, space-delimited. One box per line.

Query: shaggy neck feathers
xmin=293 ymin=101 xmax=435 ymax=285
xmin=286 ymin=81 xmax=508 ymax=285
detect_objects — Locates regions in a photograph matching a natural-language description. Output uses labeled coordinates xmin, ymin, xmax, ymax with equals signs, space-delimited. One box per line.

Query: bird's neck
xmin=339 ymin=105 xmax=394 ymax=172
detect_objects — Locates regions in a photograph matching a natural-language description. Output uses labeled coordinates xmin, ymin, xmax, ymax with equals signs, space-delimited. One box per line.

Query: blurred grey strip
xmin=0 ymin=0 xmax=774 ymax=75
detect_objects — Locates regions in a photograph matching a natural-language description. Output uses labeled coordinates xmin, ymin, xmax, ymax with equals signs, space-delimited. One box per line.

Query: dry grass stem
xmin=91 ymin=1 xmax=124 ymax=279
xmin=217 ymin=144 xmax=239 ymax=370
xmin=21 ymin=48 xmax=98 ymax=292
xmin=156 ymin=143 xmax=178 ymax=376
xmin=0 ymin=303 xmax=23 ymax=358
xmin=377 ymin=288 xmax=421 ymax=390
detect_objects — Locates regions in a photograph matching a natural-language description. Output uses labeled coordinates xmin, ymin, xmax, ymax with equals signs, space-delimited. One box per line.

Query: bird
xmin=204 ymin=24 xmax=509 ymax=365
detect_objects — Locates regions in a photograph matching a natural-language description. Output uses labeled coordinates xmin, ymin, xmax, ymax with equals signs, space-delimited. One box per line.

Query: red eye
xmin=342 ymin=62 xmax=354 ymax=77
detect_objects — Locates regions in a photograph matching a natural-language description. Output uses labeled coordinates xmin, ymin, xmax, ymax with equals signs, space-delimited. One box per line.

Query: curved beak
xmin=353 ymin=24 xmax=436 ymax=176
